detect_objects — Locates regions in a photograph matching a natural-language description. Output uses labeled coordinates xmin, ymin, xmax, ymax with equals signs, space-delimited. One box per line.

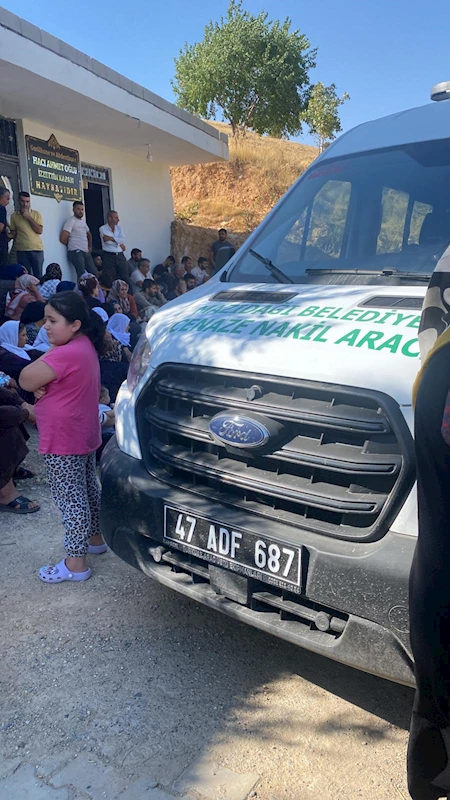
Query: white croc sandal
xmin=39 ymin=559 xmax=91 ymax=583
xmin=87 ymin=543 xmax=108 ymax=554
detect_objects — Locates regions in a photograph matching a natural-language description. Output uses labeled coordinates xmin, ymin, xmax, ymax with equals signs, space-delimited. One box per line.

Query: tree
xmin=172 ymin=0 xmax=316 ymax=138
xmin=303 ymin=82 xmax=350 ymax=152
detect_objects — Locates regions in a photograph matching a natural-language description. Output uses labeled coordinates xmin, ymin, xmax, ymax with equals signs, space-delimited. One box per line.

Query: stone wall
xmin=170 ymin=220 xmax=249 ymax=265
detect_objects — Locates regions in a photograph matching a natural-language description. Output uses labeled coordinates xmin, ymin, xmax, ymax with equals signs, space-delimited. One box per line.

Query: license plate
xmin=163 ymin=505 xmax=301 ymax=591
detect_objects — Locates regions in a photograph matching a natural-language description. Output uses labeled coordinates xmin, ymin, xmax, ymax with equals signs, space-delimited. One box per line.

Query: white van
xmin=100 ymin=88 xmax=450 ymax=686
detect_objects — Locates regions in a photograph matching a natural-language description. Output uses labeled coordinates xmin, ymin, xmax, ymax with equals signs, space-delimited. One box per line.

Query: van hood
xmin=145 ymin=282 xmax=424 ymax=407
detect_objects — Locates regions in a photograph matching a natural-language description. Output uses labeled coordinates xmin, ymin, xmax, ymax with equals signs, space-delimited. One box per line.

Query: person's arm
xmin=156 ymin=290 xmax=167 ymax=305
xmin=19 ymin=358 xmax=57 ymax=393
xmin=60 ymin=217 xmax=73 ymax=246
xmin=100 ymin=225 xmax=115 ymax=244
xmin=115 ymin=226 xmax=126 ymax=252
xmin=87 ymin=230 xmax=93 ymax=252
xmin=23 ymin=211 xmax=43 ymax=235
xmin=0 ymin=208 xmax=6 ymax=235
xmin=24 ymin=284 xmax=45 ymax=304
xmin=210 ymin=244 xmax=216 ymax=267
xmin=103 ymin=408 xmax=115 ymax=426
xmin=8 ymin=215 xmax=16 ymax=241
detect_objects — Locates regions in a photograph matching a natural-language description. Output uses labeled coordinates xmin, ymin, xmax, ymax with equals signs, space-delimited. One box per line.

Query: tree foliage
xmin=303 ymin=82 xmax=350 ymax=152
xmin=172 ymin=0 xmax=316 ymax=137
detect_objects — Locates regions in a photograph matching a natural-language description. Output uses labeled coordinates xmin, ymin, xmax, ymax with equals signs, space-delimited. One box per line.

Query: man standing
xmin=0 ymin=186 xmax=10 ymax=266
xmin=60 ymin=201 xmax=96 ymax=278
xmin=99 ymin=210 xmax=128 ymax=282
xmin=9 ymin=191 xmax=44 ymax=278
xmin=127 ymin=248 xmax=142 ymax=279
xmin=210 ymin=228 xmax=235 ymax=273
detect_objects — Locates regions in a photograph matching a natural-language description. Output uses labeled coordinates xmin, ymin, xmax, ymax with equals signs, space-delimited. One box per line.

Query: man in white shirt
xmin=60 ymin=201 xmax=96 ymax=278
xmin=191 ymin=257 xmax=210 ymax=287
xmin=99 ymin=210 xmax=128 ymax=282
xmin=129 ymin=258 xmax=151 ymax=294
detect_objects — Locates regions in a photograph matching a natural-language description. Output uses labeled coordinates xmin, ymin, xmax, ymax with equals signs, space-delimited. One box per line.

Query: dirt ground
xmin=0 ymin=430 xmax=414 ymax=799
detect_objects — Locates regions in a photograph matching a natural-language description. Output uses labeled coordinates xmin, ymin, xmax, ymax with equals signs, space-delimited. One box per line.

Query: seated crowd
xmin=0 ymin=244 xmax=214 ymax=515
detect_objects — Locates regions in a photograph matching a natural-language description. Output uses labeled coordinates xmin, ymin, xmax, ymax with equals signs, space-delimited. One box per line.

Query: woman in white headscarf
xmin=106 ymin=313 xmax=131 ymax=347
xmin=0 ymin=321 xmax=31 ymax=361
xmin=92 ymin=307 xmax=108 ymax=323
xmin=0 ymin=321 xmax=34 ymax=393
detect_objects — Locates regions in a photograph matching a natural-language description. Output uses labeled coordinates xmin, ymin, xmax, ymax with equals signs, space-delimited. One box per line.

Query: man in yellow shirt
xmin=9 ymin=191 xmax=44 ymax=278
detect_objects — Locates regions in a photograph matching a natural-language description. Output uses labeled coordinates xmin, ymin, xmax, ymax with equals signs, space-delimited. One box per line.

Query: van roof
xmin=323 ymin=100 xmax=450 ymax=160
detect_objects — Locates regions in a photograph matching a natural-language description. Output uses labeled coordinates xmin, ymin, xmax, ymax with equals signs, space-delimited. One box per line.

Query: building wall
xmin=20 ymin=119 xmax=174 ymax=280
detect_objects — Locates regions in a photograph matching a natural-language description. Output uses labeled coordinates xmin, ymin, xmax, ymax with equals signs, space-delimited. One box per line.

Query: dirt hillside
xmin=171 ymin=122 xmax=318 ymax=234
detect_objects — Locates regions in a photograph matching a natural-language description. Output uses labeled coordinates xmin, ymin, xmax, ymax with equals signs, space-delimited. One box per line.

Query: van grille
xmin=136 ymin=366 xmax=414 ymax=542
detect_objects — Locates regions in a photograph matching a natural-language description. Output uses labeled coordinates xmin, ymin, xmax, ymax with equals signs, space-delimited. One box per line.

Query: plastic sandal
xmin=38 ymin=559 xmax=91 ymax=584
xmin=13 ymin=466 xmax=35 ymax=480
xmin=88 ymin=543 xmax=108 ymax=554
xmin=0 ymin=495 xmax=39 ymax=514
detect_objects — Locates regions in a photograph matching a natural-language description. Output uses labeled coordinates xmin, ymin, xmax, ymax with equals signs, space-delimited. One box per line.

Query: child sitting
xmin=97 ymin=386 xmax=115 ymax=461
xmin=98 ymin=385 xmax=115 ymax=429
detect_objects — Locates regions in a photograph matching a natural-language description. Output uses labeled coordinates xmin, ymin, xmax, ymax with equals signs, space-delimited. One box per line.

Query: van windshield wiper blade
xmin=249 ymin=249 xmax=294 ymax=284
xmin=305 ymin=267 xmax=431 ymax=281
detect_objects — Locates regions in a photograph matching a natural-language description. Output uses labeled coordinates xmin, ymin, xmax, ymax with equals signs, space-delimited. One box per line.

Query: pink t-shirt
xmin=35 ymin=335 xmax=101 ymax=455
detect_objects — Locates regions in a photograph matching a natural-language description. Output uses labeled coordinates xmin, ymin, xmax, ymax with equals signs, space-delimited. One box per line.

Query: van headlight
xmin=127 ymin=334 xmax=151 ymax=393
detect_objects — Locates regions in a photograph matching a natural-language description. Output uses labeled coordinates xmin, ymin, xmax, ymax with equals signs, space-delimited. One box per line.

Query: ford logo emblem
xmin=209 ymin=413 xmax=270 ymax=448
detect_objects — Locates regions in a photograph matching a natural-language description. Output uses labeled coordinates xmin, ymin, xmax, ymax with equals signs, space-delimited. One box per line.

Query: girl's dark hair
xmin=42 ymin=263 xmax=62 ymax=283
xmin=78 ymin=276 xmax=98 ymax=297
xmin=20 ymin=301 xmax=45 ymax=324
xmin=46 ymin=292 xmax=106 ymax=354
xmin=18 ymin=322 xmax=26 ymax=334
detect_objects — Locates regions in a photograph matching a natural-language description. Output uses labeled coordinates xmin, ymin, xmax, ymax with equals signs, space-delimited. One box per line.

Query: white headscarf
xmin=92 ymin=307 xmax=108 ymax=323
xmin=107 ymin=313 xmax=131 ymax=346
xmin=32 ymin=326 xmax=51 ymax=353
xmin=0 ymin=321 xmax=31 ymax=360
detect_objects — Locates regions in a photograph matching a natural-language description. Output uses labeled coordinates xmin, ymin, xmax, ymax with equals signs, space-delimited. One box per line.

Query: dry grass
xmin=171 ymin=122 xmax=318 ymax=233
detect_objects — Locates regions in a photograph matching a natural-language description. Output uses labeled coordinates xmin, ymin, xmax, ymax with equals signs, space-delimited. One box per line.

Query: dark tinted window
xmin=229 ymin=140 xmax=450 ymax=284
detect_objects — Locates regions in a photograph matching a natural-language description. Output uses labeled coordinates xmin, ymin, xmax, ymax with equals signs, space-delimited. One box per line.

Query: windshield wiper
xmin=306 ymin=267 xmax=431 ymax=281
xmin=249 ymin=249 xmax=294 ymax=284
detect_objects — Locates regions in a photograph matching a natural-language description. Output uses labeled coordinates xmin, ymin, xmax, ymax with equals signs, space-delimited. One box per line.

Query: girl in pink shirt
xmin=20 ymin=292 xmax=106 ymax=583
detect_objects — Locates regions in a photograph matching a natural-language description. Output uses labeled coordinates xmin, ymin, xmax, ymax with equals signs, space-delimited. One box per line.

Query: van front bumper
xmin=100 ymin=437 xmax=415 ymax=686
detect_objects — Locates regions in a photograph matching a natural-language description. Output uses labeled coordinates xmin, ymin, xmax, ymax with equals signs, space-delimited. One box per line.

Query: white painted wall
xmin=21 ymin=119 xmax=174 ymax=281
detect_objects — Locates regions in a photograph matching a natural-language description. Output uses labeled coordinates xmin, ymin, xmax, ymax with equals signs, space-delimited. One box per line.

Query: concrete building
xmin=0 ymin=7 xmax=228 ymax=277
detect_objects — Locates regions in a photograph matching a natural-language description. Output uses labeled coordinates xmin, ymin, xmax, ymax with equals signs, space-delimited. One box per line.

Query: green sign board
xmin=26 ymin=134 xmax=82 ymax=203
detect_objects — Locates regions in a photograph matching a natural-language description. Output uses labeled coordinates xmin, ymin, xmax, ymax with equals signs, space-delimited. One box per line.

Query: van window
xmin=409 ymin=200 xmax=433 ymax=246
xmin=376 ymin=188 xmax=409 ymax=254
xmin=304 ymin=180 xmax=351 ymax=260
xmin=228 ymin=139 xmax=450 ymax=285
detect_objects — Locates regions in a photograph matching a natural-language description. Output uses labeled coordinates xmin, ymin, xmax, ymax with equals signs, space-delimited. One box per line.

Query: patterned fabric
xmin=418 ymin=246 xmax=450 ymax=360
xmin=25 ymin=322 xmax=39 ymax=346
xmin=40 ymin=279 xmax=60 ymax=300
xmin=44 ymin=453 xmax=101 ymax=557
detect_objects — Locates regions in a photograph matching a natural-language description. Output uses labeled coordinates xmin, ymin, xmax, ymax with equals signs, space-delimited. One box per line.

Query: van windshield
xmin=227 ymin=139 xmax=450 ymax=286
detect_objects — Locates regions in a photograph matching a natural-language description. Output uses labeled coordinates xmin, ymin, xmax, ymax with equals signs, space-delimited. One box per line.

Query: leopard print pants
xmin=44 ymin=453 xmax=101 ymax=557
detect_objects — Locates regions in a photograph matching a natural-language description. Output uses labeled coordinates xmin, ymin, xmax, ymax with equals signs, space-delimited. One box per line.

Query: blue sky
xmin=4 ymin=0 xmax=449 ymax=142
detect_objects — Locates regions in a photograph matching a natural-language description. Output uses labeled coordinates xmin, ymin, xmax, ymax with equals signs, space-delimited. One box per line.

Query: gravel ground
xmin=0 ymin=429 xmax=414 ymax=799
